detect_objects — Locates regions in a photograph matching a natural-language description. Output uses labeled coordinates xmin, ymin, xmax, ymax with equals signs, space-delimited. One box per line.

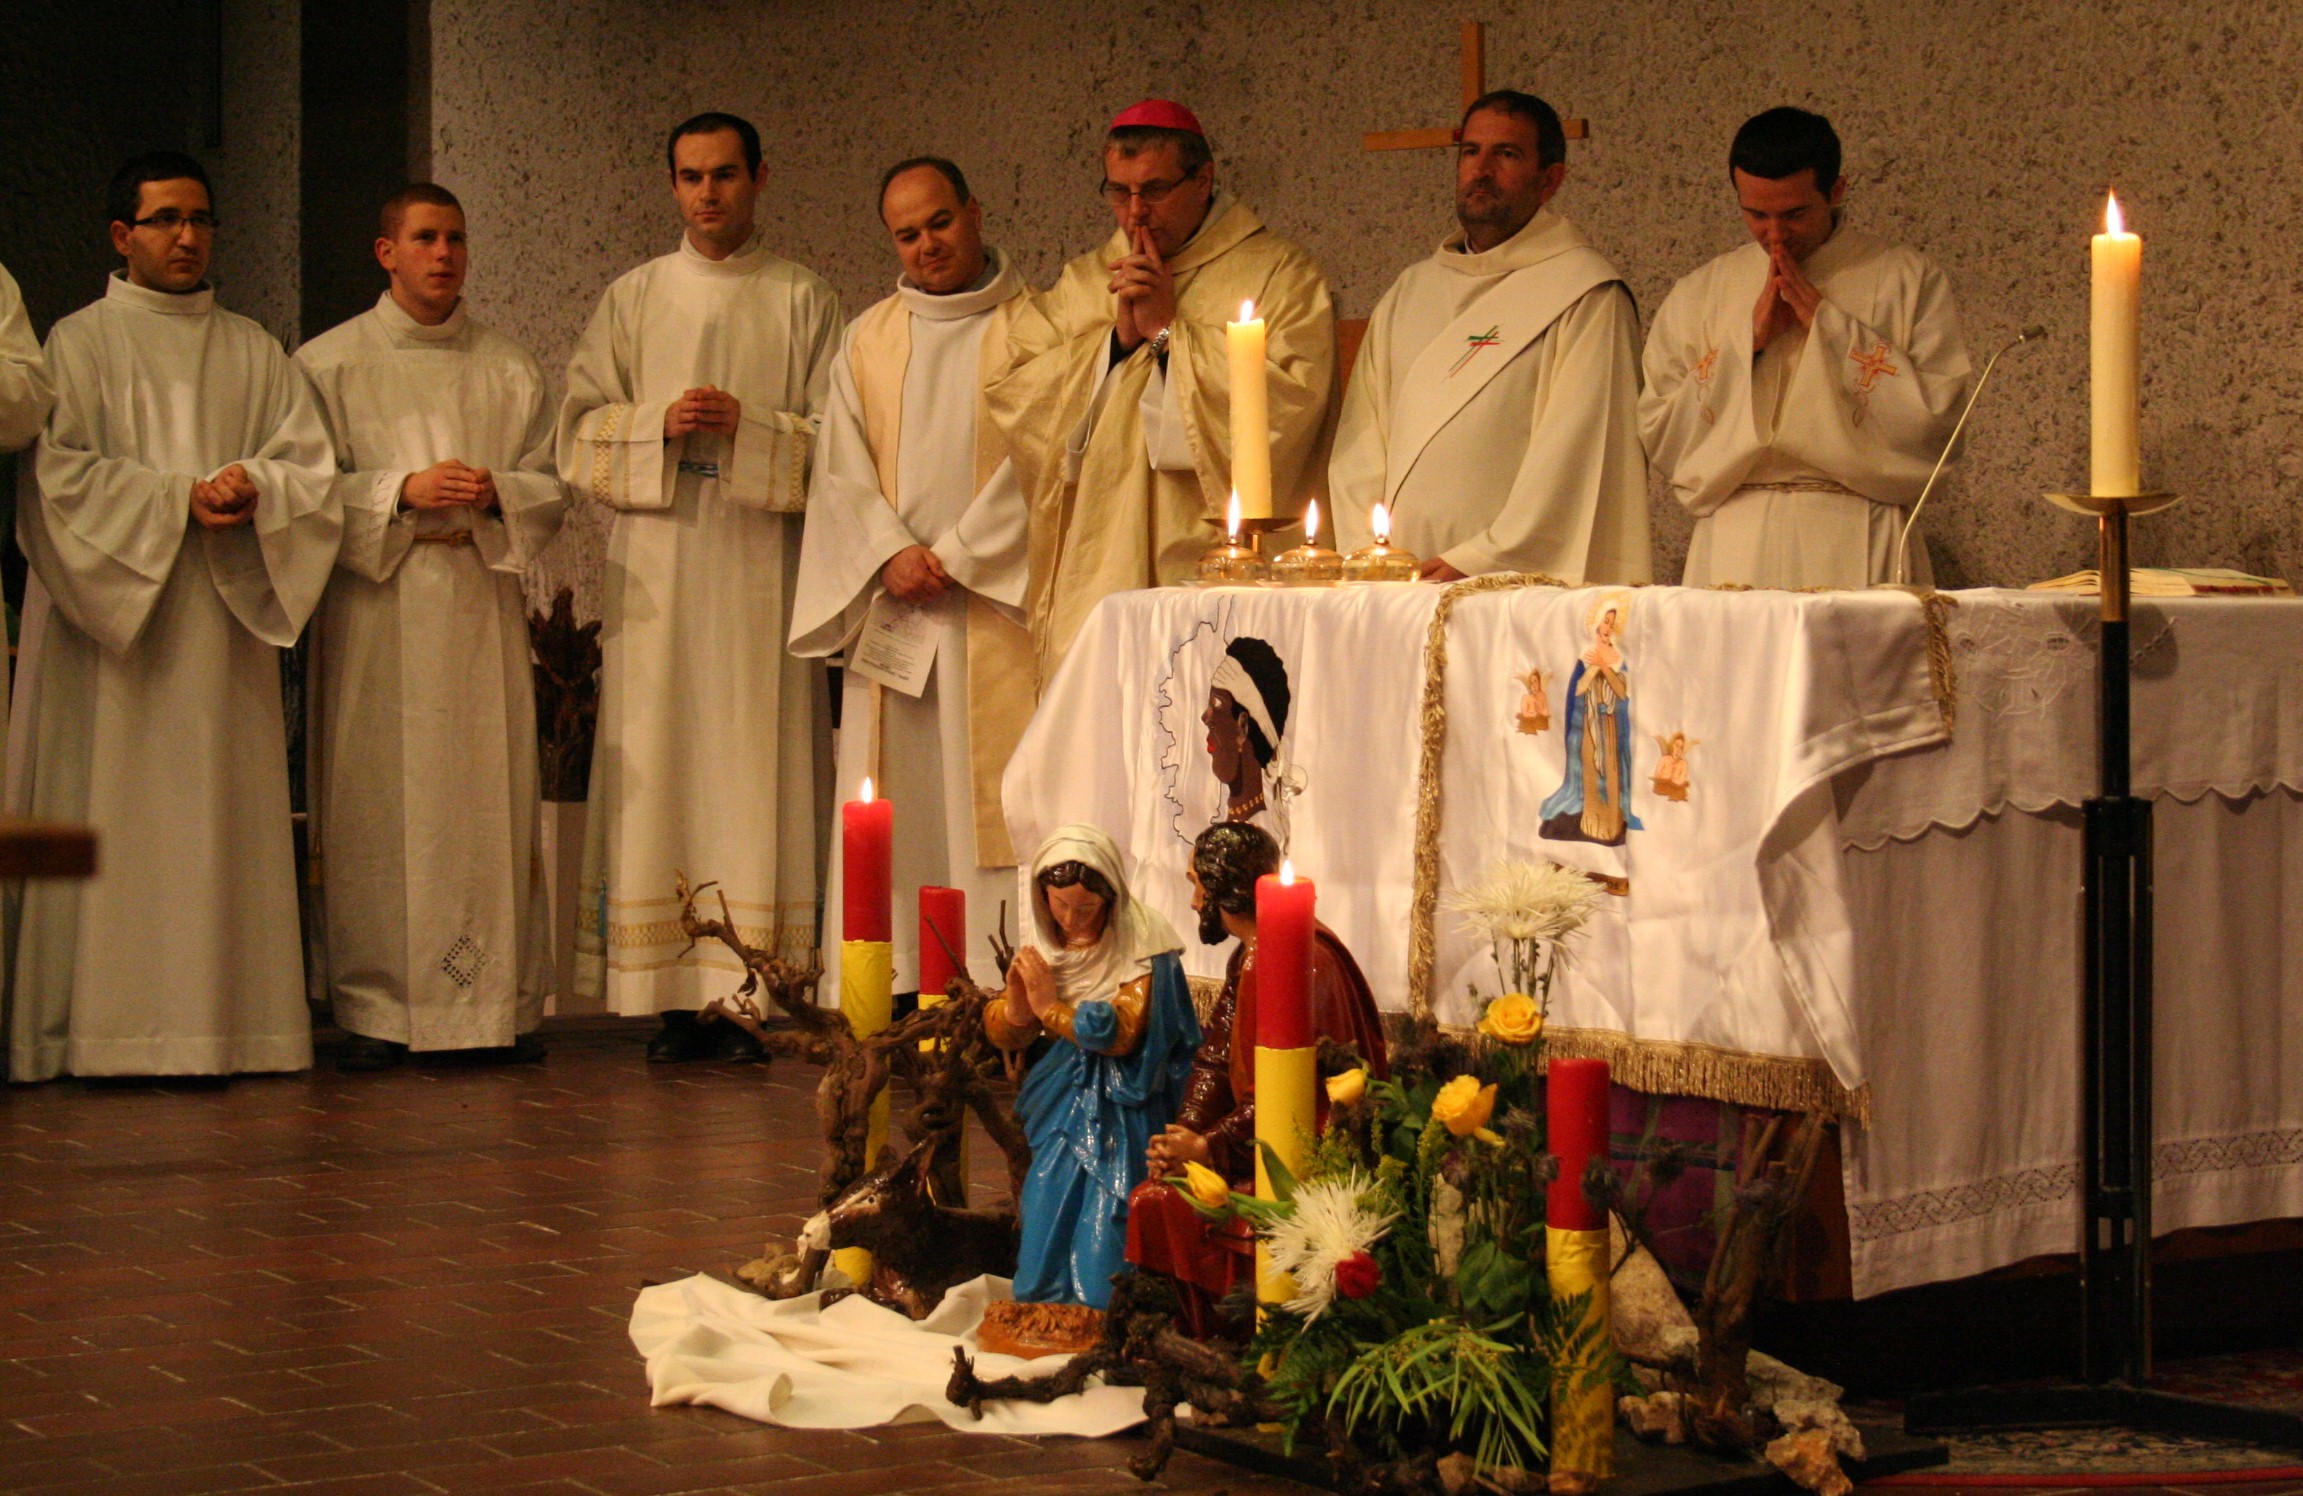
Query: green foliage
xmin=1330 ymin=1318 xmax=1550 ymax=1473
xmin=1455 ymin=1236 xmax=1536 ymax=1324
xmin=1535 ymin=1285 xmax=1639 ymax=1404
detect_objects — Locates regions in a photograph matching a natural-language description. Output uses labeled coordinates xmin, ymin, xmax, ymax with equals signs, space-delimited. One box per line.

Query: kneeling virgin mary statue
xmin=984 ymin=825 xmax=1201 ymax=1308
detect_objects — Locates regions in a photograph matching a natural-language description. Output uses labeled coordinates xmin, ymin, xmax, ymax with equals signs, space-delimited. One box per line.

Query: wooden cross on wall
xmin=1336 ymin=23 xmax=1590 ymax=386
xmin=1361 ymin=21 xmax=1590 ymax=153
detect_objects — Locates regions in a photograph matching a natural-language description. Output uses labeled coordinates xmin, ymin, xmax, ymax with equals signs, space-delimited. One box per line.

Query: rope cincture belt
xmin=410 ymin=530 xmax=475 ymax=547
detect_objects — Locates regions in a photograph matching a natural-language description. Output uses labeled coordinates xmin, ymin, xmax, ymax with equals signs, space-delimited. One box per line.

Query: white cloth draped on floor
xmin=630 ymin=1273 xmax=1146 ymax=1435
xmin=1006 ymin=583 xmax=2303 ymax=1297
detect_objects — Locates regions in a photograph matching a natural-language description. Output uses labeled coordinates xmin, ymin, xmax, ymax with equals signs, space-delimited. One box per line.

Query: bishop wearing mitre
xmin=556 ymin=113 xmax=840 ymax=1060
xmin=1642 ymin=107 xmax=1971 ymax=589
xmin=298 ymin=184 xmax=568 ymax=1071
xmin=8 ymin=152 xmax=341 ymax=1080
xmin=1330 ymin=90 xmax=1650 ymax=583
xmin=790 ymin=157 xmax=1035 ymax=998
xmin=990 ymin=100 xmax=1336 ymax=677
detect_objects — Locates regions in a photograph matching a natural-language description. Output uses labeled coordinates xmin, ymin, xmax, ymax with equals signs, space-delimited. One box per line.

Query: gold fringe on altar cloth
xmin=1399 ymin=572 xmax=1952 ymax=1126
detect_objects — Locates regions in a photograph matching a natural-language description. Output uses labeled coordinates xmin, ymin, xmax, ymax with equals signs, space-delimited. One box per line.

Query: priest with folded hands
xmin=8 ymin=151 xmax=341 ymax=1081
xmin=990 ymin=100 xmax=1337 ymax=678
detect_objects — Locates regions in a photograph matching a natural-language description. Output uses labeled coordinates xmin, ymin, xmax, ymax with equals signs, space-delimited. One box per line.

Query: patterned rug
xmin=1860 ymin=1349 xmax=2303 ymax=1482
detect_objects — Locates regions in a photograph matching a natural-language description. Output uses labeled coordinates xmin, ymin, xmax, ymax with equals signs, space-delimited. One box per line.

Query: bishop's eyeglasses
xmin=131 ymin=211 xmax=219 ymax=234
xmin=1097 ymin=173 xmax=1199 ymax=209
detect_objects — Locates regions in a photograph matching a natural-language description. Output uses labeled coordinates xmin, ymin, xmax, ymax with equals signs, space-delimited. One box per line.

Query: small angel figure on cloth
xmin=1652 ymin=731 xmax=1697 ymax=802
xmin=1514 ymin=666 xmax=1550 ymax=734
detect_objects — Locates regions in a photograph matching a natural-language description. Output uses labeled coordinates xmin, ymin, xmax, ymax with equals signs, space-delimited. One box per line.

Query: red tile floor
xmin=0 ymin=1019 xmax=1308 ymax=1495
xmin=4 ymin=1019 xmax=2294 ymax=1496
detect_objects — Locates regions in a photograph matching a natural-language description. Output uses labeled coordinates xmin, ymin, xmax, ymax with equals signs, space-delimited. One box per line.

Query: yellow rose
xmin=1478 ymin=993 xmax=1544 ymax=1046
xmin=1183 ymin=1160 xmax=1231 ymax=1210
xmin=1431 ymin=1074 xmax=1500 ymax=1140
xmin=1325 ymin=1067 xmax=1368 ymax=1106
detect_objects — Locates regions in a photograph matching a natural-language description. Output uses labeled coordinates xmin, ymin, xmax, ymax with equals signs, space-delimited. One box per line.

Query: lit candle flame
xmin=1304 ymin=499 xmax=1321 ymax=544
xmin=1227 ymin=491 xmax=1241 ymax=542
xmin=2104 ymin=190 xmax=2126 ymax=237
xmin=860 ymin=776 xmax=875 ymax=804
xmin=1238 ymin=299 xmax=1256 ymax=323
xmin=1279 ymin=859 xmax=1296 ymax=886
xmin=1372 ymin=501 xmax=1392 ymax=545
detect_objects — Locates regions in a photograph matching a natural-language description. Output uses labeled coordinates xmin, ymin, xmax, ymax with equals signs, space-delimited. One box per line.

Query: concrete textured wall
xmin=428 ymin=0 xmax=2303 ymax=619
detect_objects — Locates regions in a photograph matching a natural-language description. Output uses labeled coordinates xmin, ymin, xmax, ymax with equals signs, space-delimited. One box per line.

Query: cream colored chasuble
xmin=1641 ymin=226 xmax=1970 ymax=589
xmin=7 ymin=274 xmax=341 ymax=1079
xmin=555 ymin=231 xmax=842 ymax=1013
xmin=1329 ymin=207 xmax=1651 ymax=582
xmin=297 ymin=291 xmax=568 ymax=1049
xmin=791 ymin=253 xmax=1036 ymax=995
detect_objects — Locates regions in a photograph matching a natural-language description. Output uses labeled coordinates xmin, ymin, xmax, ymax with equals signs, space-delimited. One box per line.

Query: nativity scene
xmin=3 ymin=7 xmax=2301 ymax=1496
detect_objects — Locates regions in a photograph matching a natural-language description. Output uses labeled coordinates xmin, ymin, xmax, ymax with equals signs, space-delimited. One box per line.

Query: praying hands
xmin=1109 ymin=224 xmax=1177 ymax=352
xmin=1752 ymin=242 xmax=1822 ymax=352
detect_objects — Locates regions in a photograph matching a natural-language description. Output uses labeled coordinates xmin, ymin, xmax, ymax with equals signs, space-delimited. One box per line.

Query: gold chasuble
xmin=988 ymin=200 xmax=1337 ymax=676
xmin=844 ymin=292 xmax=1035 ymax=866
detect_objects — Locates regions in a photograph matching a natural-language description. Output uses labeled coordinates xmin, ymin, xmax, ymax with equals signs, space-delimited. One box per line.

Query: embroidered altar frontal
xmin=1006 ymin=579 xmax=1952 ymax=1122
xmin=1007 ymin=583 xmax=2303 ymax=1298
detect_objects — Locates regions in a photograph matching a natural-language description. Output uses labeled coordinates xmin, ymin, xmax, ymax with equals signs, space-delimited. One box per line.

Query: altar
xmin=1002 ymin=580 xmax=2303 ymax=1298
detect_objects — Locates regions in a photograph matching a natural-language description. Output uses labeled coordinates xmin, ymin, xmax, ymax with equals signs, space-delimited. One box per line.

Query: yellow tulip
xmin=1325 ymin=1067 xmax=1368 ymax=1106
xmin=1183 ymin=1160 xmax=1231 ymax=1210
xmin=1431 ymin=1074 xmax=1499 ymax=1139
xmin=1478 ymin=993 xmax=1544 ymax=1046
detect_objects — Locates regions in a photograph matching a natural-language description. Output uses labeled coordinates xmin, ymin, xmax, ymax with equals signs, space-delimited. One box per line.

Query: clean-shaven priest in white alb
xmin=298 ymin=184 xmax=569 ymax=1072
xmin=7 ymin=151 xmax=341 ymax=1081
xmin=1329 ymin=89 xmax=1650 ymax=583
xmin=790 ymin=156 xmax=1035 ymax=1002
xmin=556 ymin=112 xmax=841 ymax=1062
xmin=1642 ymin=106 xmax=1971 ymax=588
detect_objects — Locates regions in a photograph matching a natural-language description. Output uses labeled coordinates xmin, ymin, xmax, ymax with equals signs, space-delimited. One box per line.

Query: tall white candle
xmin=1227 ymin=300 xmax=1272 ymax=519
xmin=2090 ymin=191 xmax=2141 ymax=497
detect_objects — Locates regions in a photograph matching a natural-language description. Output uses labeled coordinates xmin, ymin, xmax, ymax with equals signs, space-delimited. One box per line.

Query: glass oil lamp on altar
xmin=1271 ymin=500 xmax=1343 ymax=586
xmin=1343 ymin=501 xmax=1420 ymax=581
xmin=1197 ymin=492 xmax=1270 ymax=583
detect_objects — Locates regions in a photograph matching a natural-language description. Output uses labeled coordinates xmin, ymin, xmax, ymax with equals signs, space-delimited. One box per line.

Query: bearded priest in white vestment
xmin=990 ymin=100 xmax=1336 ymax=678
xmin=555 ymin=114 xmax=839 ymax=1056
xmin=1643 ymin=108 xmax=1970 ymax=590
xmin=1330 ymin=91 xmax=1650 ymax=584
xmin=791 ymin=159 xmax=1035 ymax=999
xmin=297 ymin=185 xmax=568 ymax=1069
xmin=6 ymin=153 xmax=341 ymax=1081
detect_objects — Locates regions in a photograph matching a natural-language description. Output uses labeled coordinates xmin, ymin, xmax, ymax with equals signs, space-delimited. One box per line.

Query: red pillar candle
xmin=917 ymin=886 xmax=965 ymax=998
xmin=1546 ymin=1057 xmax=1611 ymax=1230
xmin=842 ymin=779 xmax=892 ymax=944
xmin=1253 ymin=862 xmax=1315 ymax=1050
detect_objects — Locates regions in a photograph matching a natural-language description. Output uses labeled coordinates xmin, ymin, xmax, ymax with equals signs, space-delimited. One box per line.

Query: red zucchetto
xmin=1109 ymin=99 xmax=1204 ymax=136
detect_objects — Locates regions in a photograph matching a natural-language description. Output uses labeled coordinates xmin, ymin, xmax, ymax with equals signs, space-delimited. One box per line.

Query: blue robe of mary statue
xmin=1011 ymin=953 xmax=1199 ymax=1308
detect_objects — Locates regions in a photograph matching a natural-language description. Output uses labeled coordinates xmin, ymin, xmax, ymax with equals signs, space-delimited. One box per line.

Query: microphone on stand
xmin=1891 ymin=324 xmax=2049 ymax=585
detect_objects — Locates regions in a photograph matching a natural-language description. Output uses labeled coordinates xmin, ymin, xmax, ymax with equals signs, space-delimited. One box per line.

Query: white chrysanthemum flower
xmin=1260 ymin=1172 xmax=1397 ymax=1323
xmin=1446 ymin=859 xmax=1602 ymax=947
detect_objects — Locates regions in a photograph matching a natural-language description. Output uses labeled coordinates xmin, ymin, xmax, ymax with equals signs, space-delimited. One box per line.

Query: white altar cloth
xmin=1005 ymin=584 xmax=2303 ymax=1298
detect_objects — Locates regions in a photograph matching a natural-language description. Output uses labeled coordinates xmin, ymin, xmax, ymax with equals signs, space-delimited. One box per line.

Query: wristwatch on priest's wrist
xmin=1145 ymin=324 xmax=1172 ymax=359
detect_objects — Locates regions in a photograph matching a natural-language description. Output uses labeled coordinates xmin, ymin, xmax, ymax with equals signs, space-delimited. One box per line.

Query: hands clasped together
xmin=664 ymin=383 xmax=742 ymax=438
xmin=1108 ymin=224 xmax=1177 ymax=353
xmin=1752 ymin=241 xmax=1822 ymax=352
xmin=400 ymin=458 xmax=499 ymax=511
xmin=189 ymin=463 xmax=259 ymax=530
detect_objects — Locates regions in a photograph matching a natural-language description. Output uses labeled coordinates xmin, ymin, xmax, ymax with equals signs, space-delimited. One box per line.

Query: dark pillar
xmin=299 ymin=0 xmax=423 ymax=342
